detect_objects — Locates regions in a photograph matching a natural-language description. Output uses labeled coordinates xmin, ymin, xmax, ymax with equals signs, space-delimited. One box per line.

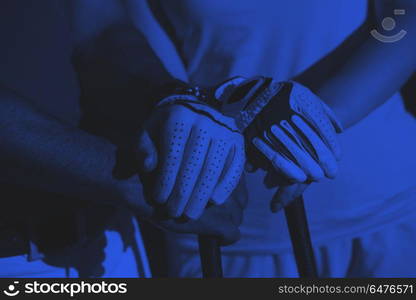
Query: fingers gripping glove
xmin=214 ymin=76 xmax=343 ymax=182
xmin=146 ymin=84 xmax=245 ymax=219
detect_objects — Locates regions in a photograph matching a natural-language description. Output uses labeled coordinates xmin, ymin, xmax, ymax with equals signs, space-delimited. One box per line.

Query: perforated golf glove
xmin=215 ymin=76 xmax=343 ymax=183
xmin=136 ymin=84 xmax=245 ymax=220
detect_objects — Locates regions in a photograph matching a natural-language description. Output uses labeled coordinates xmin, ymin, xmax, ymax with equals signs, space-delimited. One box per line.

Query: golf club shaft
xmin=198 ymin=235 xmax=223 ymax=278
xmin=197 ymin=196 xmax=317 ymax=278
xmin=284 ymin=195 xmax=318 ymax=278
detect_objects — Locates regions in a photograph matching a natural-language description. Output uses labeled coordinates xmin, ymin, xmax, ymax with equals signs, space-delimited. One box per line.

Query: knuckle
xmin=308 ymin=169 xmax=324 ymax=182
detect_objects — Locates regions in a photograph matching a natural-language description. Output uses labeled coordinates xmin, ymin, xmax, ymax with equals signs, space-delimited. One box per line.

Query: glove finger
xmin=211 ymin=137 xmax=245 ymax=205
xmin=299 ymin=108 xmax=342 ymax=160
xmin=214 ymin=76 xmax=247 ymax=101
xmin=183 ymin=139 xmax=230 ymax=220
xmin=290 ymin=83 xmax=341 ymax=159
xmin=252 ymin=137 xmax=307 ymax=183
xmin=136 ymin=129 xmax=158 ymax=172
xmin=269 ymin=124 xmax=324 ymax=181
xmin=291 ymin=115 xmax=338 ymax=178
xmin=153 ymin=118 xmax=192 ymax=204
xmin=165 ymin=126 xmax=211 ymax=217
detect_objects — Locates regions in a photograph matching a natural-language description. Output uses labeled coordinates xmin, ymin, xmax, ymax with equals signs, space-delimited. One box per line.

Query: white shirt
xmin=145 ymin=0 xmax=416 ymax=253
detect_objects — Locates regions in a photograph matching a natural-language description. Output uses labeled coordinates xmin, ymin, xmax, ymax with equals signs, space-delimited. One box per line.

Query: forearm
xmin=73 ymin=20 xmax=180 ymax=141
xmin=0 ymin=87 xmax=151 ymax=216
xmin=313 ymin=15 xmax=416 ymax=129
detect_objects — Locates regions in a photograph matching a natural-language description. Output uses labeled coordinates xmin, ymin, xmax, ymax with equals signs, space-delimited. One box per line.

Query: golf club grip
xmin=198 ymin=235 xmax=223 ymax=278
xmin=284 ymin=195 xmax=318 ymax=278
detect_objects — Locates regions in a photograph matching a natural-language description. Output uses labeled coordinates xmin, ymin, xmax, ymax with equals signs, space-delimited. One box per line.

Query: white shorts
xmin=167 ymin=213 xmax=416 ymax=278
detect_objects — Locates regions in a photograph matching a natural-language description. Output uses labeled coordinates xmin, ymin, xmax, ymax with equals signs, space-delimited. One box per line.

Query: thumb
xmin=136 ymin=129 xmax=158 ymax=172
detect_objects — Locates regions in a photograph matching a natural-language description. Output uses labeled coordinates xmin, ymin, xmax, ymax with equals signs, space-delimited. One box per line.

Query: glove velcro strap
xmin=235 ymin=80 xmax=284 ymax=131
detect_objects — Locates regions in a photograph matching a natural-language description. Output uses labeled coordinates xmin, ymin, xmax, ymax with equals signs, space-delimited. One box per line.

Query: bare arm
xmin=70 ymin=1 xmax=183 ymax=152
xmin=0 ymin=87 xmax=152 ymax=217
xmin=0 ymin=0 xmax=166 ymax=216
xmin=298 ymin=0 xmax=416 ymax=128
